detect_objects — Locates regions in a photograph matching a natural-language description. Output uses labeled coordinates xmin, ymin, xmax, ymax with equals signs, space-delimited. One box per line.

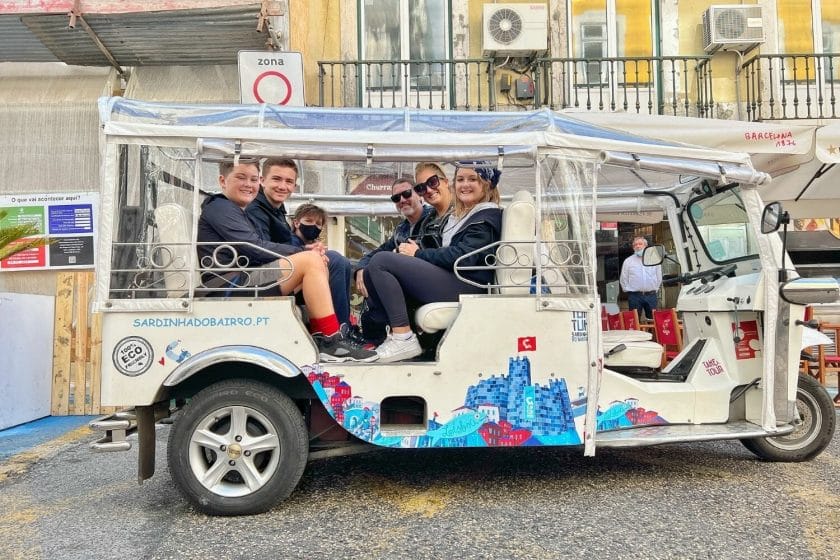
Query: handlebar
xmin=663 ymin=263 xmax=738 ymax=286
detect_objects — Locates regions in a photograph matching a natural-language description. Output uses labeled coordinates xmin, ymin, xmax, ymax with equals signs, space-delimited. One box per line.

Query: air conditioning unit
xmin=702 ymin=4 xmax=765 ymax=54
xmin=482 ymin=2 xmax=548 ymax=57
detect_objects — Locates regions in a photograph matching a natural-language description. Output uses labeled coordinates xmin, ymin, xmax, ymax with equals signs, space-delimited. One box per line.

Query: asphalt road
xmin=1 ymin=416 xmax=838 ymax=560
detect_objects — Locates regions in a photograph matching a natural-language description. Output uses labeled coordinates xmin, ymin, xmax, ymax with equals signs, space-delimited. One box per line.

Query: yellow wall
xmin=290 ymin=0 xmax=343 ymax=106
xmin=678 ymin=0 xmax=759 ymax=106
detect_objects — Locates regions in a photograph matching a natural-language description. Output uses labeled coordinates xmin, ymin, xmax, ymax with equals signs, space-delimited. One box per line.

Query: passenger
xmin=198 ymin=160 xmax=376 ymax=363
xmin=364 ymin=162 xmax=503 ymax=362
xmin=289 ymin=203 xmax=327 ymax=249
xmin=413 ymin=162 xmax=454 ymax=246
xmin=353 ymin=177 xmax=435 ymax=346
xmin=246 ymin=158 xmax=354 ymax=327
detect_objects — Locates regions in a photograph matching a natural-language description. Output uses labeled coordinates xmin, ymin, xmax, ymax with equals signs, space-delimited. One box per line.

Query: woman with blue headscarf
xmin=363 ymin=161 xmax=503 ymax=362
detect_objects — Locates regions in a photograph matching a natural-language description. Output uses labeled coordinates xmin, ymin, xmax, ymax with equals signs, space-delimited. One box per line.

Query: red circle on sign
xmin=252 ymin=71 xmax=293 ymax=105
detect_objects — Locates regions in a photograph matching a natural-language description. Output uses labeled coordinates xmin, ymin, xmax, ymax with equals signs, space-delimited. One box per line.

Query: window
xmin=581 ymin=23 xmax=606 ymax=84
xmin=361 ymin=0 xmax=449 ymax=92
xmin=569 ymin=0 xmax=654 ymax=86
xmin=777 ymin=1 xmax=840 ymax=81
xmin=687 ymin=187 xmax=757 ymax=264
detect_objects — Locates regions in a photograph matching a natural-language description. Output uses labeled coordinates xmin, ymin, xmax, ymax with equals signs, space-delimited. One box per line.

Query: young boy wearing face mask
xmin=286 ymin=204 xmax=355 ymax=334
xmin=290 ymin=204 xmax=327 ymax=248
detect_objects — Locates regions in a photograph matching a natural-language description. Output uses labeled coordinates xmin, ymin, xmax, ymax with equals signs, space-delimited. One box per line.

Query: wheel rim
xmin=765 ymin=387 xmax=822 ymax=451
xmin=188 ymin=405 xmax=282 ymax=497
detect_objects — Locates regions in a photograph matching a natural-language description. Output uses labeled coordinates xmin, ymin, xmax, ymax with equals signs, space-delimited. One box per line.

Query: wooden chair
xmin=816 ymin=323 xmax=840 ymax=406
xmin=652 ymin=308 xmax=683 ymax=366
xmin=620 ymin=309 xmax=640 ymax=330
xmin=606 ymin=313 xmax=624 ymax=331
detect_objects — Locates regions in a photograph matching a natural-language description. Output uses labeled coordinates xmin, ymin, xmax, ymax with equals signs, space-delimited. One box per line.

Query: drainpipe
xmin=734 ymin=51 xmax=745 ymax=121
xmin=653 ymin=0 xmax=663 ymax=114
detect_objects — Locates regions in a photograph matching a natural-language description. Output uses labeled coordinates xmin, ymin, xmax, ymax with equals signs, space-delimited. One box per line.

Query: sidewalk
xmin=0 ymin=416 xmax=96 ymax=462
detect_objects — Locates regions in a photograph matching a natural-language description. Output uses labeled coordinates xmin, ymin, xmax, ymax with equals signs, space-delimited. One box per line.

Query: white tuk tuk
xmin=90 ymin=98 xmax=838 ymax=515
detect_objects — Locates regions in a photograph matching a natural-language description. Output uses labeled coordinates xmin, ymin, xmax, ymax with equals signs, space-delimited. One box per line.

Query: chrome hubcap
xmin=188 ymin=405 xmax=281 ymax=497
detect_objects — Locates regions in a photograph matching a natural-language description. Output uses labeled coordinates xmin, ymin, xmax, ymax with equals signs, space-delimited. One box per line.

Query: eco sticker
xmin=112 ymin=336 xmax=154 ymax=376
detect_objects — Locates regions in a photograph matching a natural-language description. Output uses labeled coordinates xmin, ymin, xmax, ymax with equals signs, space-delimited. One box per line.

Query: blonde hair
xmin=453 ymin=169 xmax=500 ymax=218
xmin=415 ymin=162 xmax=447 ymax=180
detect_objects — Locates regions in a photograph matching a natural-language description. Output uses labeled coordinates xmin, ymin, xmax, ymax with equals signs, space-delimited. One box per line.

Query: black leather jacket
xmin=415 ymin=207 xmax=502 ymax=285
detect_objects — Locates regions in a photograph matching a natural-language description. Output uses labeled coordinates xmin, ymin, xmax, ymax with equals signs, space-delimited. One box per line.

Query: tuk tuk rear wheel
xmin=740 ymin=374 xmax=836 ymax=462
xmin=167 ymin=379 xmax=308 ymax=515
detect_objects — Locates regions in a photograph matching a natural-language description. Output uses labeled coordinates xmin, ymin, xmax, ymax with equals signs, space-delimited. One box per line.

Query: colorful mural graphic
xmin=306 ymin=356 xmax=668 ymax=449
xmin=596 ymin=398 xmax=667 ymax=431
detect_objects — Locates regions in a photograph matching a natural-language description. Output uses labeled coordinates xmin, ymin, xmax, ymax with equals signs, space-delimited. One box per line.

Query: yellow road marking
xmin=781 ymin=458 xmax=840 ymax=560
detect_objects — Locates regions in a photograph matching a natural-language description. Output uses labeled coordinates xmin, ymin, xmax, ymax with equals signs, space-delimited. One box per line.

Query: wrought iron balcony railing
xmin=533 ymin=56 xmax=715 ymax=117
xmin=742 ymin=53 xmax=840 ymax=121
xmin=315 ymin=55 xmax=715 ymax=117
xmin=317 ymin=58 xmax=496 ymax=110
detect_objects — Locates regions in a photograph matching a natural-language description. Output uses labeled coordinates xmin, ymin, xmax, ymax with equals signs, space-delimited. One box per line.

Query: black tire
xmin=741 ymin=374 xmax=836 ymax=462
xmin=167 ymin=379 xmax=308 ymax=515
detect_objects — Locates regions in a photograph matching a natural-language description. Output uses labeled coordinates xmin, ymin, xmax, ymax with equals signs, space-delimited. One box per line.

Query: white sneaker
xmin=375 ymin=333 xmax=422 ymax=363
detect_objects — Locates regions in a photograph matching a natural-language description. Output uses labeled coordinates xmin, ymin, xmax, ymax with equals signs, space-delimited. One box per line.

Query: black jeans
xmin=363 ymin=251 xmax=484 ymax=328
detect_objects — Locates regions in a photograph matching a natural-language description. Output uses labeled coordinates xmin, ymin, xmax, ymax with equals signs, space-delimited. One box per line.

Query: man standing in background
xmin=619 ymin=236 xmax=662 ymax=321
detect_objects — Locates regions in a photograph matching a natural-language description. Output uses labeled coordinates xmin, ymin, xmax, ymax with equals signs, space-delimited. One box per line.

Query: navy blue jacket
xmin=415 ymin=207 xmax=502 ymax=285
xmin=354 ymin=205 xmax=434 ymax=273
xmin=197 ymin=194 xmax=300 ymax=270
xmin=245 ymin=190 xmax=296 ymax=245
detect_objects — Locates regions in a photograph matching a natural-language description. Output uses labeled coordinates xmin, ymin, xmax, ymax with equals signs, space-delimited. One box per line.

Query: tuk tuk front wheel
xmin=740 ymin=374 xmax=836 ymax=462
xmin=167 ymin=379 xmax=308 ymax=515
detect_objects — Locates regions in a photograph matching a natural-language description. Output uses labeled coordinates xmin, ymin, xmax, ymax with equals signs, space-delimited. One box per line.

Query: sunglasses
xmin=390 ymin=189 xmax=414 ymax=203
xmin=413 ymin=175 xmax=442 ymax=195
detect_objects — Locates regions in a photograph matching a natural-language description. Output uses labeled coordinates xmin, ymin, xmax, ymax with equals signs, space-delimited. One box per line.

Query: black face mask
xmin=298 ymin=224 xmax=322 ymax=242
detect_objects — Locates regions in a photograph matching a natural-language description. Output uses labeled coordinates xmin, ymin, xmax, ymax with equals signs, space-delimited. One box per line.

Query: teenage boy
xmin=246 ymin=158 xmax=353 ymax=327
xmin=199 ymin=159 xmax=375 ymax=362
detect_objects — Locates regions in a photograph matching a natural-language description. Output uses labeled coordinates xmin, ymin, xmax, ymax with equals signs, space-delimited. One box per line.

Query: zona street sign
xmin=238 ymin=51 xmax=305 ymax=106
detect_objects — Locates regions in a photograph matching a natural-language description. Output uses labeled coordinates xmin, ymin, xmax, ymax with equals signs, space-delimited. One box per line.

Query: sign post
xmin=238 ymin=51 xmax=305 ymax=106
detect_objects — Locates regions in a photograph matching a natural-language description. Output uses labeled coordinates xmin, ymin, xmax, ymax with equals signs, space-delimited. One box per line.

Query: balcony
xmin=317 ymin=59 xmax=496 ymax=110
xmin=742 ymin=53 xmax=840 ymax=121
xmin=316 ymin=55 xmax=714 ymax=117
xmin=533 ymin=56 xmax=715 ymax=118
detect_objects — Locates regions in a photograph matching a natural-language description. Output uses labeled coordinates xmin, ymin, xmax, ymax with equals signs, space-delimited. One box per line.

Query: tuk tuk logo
xmin=571 ymin=311 xmax=588 ymax=342
xmin=703 ymin=358 xmax=725 ymax=376
xmin=112 ymin=336 xmax=153 ymax=377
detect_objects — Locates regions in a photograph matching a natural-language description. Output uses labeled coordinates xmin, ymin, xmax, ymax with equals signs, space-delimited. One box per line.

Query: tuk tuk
xmin=90 ymin=98 xmax=838 ymax=515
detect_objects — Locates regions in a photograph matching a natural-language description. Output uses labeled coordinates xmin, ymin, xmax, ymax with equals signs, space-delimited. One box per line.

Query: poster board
xmin=0 ymin=192 xmax=98 ymax=271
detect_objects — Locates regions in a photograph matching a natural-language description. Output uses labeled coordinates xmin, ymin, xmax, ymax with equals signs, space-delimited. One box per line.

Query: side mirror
xmin=761 ymin=201 xmax=783 ymax=234
xmin=642 ymin=245 xmax=665 ymax=266
xmin=780 ymin=277 xmax=840 ymax=305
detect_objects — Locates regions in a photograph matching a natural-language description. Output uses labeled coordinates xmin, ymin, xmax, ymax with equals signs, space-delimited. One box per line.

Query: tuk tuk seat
xmin=602 ymin=330 xmax=664 ymax=369
xmin=415 ymin=190 xmax=536 ymax=333
xmin=154 ymin=202 xmax=195 ymax=295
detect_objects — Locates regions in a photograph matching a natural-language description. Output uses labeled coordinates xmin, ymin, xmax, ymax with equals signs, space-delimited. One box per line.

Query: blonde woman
xmin=363 ymin=161 xmax=502 ymax=362
xmin=413 ymin=162 xmax=454 ymax=247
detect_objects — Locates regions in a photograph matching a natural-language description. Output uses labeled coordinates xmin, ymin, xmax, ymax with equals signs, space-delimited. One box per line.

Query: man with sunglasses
xmin=353 ymin=177 xmax=433 ymax=300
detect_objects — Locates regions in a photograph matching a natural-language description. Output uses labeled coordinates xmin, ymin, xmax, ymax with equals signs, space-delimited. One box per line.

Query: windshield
xmin=687 ymin=186 xmax=758 ymax=264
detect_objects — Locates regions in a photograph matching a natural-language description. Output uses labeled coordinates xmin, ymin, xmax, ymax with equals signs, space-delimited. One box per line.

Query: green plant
xmin=0 ymin=209 xmax=52 ymax=261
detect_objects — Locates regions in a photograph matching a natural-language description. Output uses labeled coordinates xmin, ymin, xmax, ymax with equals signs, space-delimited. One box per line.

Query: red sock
xmin=310 ymin=314 xmax=340 ymax=336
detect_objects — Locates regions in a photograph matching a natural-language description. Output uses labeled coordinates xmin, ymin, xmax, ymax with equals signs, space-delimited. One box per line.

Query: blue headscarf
xmin=455 ymin=160 xmax=501 ymax=189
